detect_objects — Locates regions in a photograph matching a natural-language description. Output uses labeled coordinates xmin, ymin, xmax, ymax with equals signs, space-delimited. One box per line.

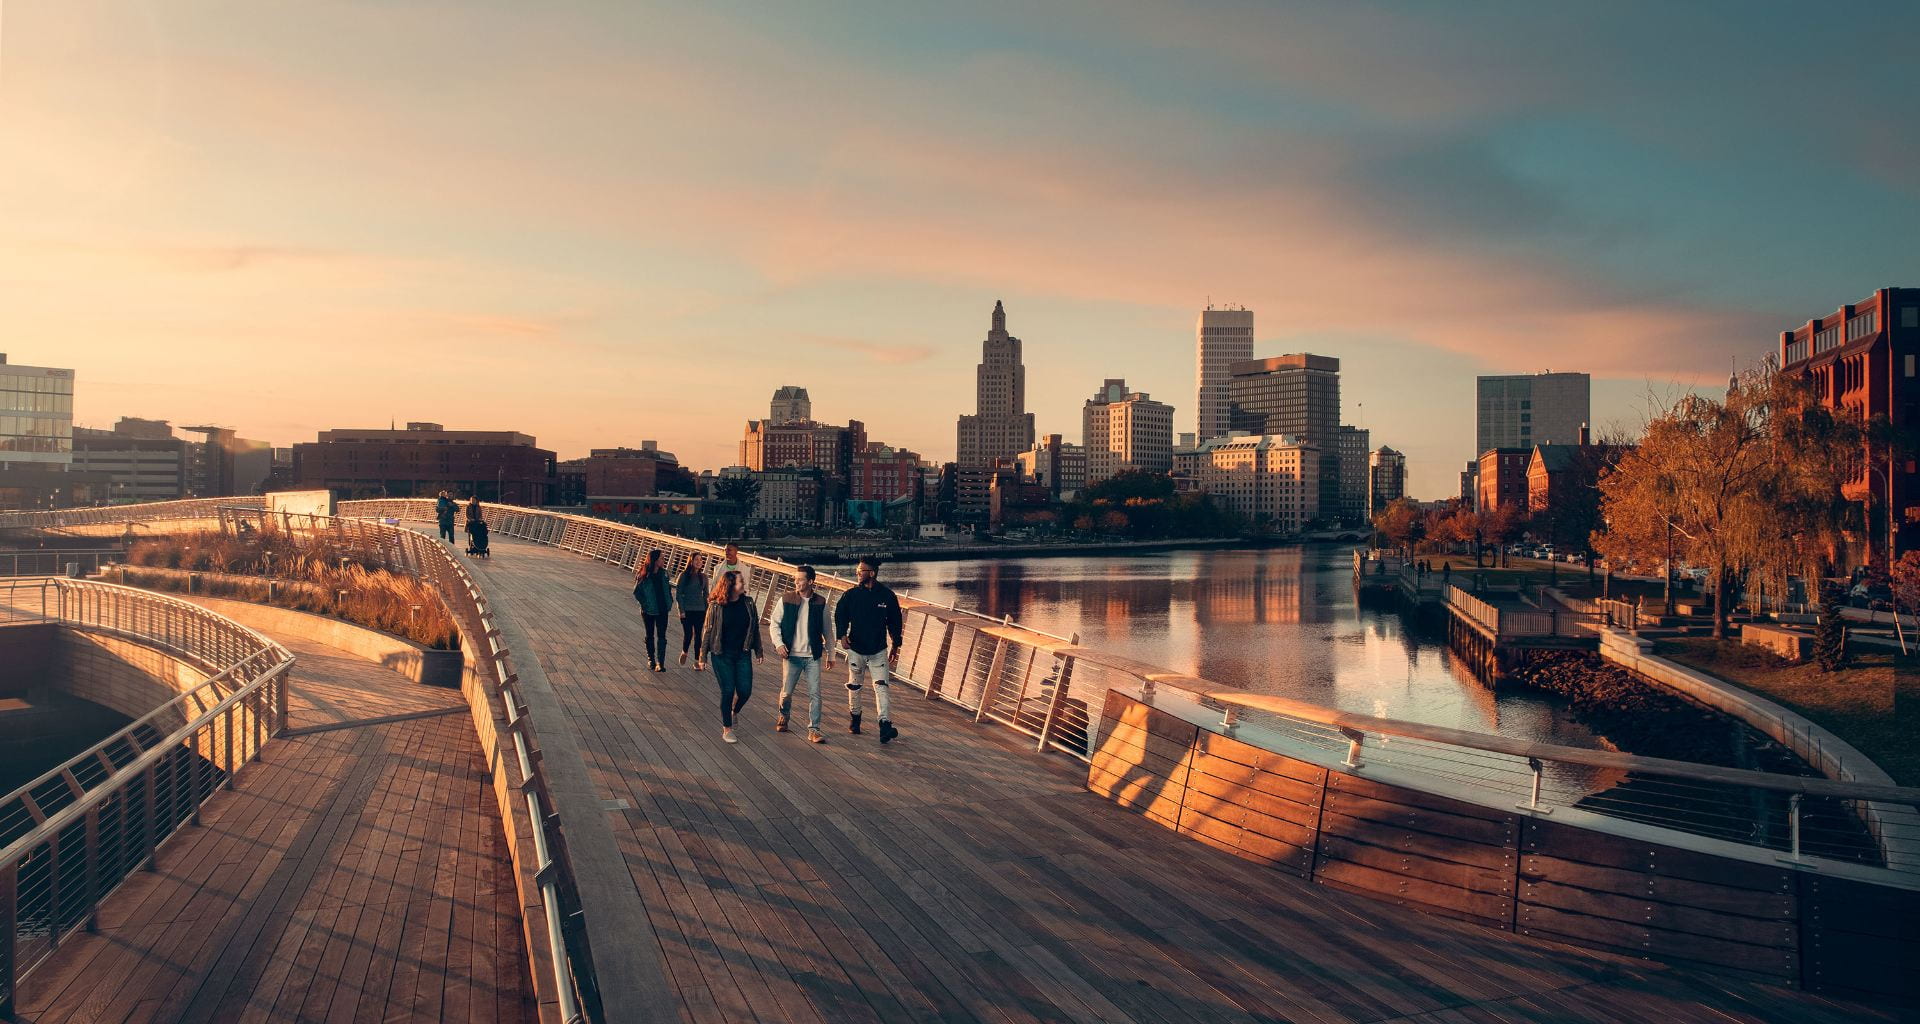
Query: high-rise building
xmin=1197 ymin=434 xmax=1320 ymax=533
xmin=769 ymin=386 xmax=812 ymax=425
xmin=956 ymin=300 xmax=1035 ymax=467
xmin=1228 ymin=354 xmax=1341 ymax=521
xmin=1195 ymin=306 xmax=1254 ymax=443
xmin=1369 ymin=447 xmax=1407 ymax=514
xmin=1475 ymin=372 xmax=1591 ymax=453
xmin=1334 ymin=425 xmax=1371 ymax=525
xmin=1778 ymin=287 xmax=1919 ymax=560
xmin=0 ymin=354 xmax=80 ymax=508
xmin=1083 ymin=379 xmax=1175 ymax=485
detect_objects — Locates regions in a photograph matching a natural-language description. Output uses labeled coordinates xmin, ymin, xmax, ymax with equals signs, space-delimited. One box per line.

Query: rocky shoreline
xmin=1508 ymin=650 xmax=1810 ymax=775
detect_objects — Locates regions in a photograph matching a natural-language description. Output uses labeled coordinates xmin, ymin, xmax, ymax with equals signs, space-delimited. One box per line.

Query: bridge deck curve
xmin=13 ymin=629 xmax=535 ymax=1023
xmin=467 ymin=535 xmax=1892 ymax=1024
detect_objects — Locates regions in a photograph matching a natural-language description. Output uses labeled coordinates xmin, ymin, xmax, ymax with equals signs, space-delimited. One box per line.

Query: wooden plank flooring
xmin=14 ymin=632 xmax=536 ymax=1024
xmin=461 ymin=536 xmax=1902 ymax=1024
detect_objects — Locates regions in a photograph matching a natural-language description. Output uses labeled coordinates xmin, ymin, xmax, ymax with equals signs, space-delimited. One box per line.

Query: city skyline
xmin=6 ymin=3 xmax=1917 ymax=497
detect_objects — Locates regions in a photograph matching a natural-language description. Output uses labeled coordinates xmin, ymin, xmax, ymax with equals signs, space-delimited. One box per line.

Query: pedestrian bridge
xmin=1 ymin=497 xmax=1916 ymax=1023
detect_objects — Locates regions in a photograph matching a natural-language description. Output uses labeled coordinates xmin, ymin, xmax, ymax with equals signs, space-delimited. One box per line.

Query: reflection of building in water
xmin=1074 ymin=564 xmax=1176 ymax=628
xmin=1188 ymin=552 xmax=1304 ymax=625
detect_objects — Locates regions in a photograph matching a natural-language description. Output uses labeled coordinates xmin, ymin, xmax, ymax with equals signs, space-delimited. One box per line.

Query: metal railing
xmin=0 ymin=550 xmax=120 ymax=578
xmin=0 ymin=579 xmax=293 ymax=1016
xmin=206 ymin=505 xmax=592 ymax=1023
xmin=339 ymin=499 xmax=1920 ymax=880
xmin=0 ymin=498 xmax=262 ymax=534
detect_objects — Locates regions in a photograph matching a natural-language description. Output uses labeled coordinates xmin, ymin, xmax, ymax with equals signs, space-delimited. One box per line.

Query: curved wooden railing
xmin=0 ymin=579 xmax=293 ymax=1017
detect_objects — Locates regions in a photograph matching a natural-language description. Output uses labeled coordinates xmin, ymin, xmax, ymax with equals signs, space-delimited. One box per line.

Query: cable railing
xmin=0 ymin=550 xmax=120 ymax=578
xmin=0 ymin=497 xmax=262 ymax=534
xmin=338 ymin=499 xmax=1920 ymax=880
xmin=0 ymin=579 xmax=293 ymax=1016
xmin=205 ymin=505 xmax=593 ymax=1023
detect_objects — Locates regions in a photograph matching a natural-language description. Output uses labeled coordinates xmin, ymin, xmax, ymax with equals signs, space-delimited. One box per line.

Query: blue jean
xmin=845 ymin=649 xmax=892 ymax=720
xmin=778 ymin=656 xmax=822 ymax=730
xmin=711 ymin=652 xmax=753 ymax=727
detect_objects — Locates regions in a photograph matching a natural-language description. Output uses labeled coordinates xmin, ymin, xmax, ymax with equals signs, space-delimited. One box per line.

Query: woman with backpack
xmin=702 ymin=569 xmax=763 ymax=743
xmin=633 ymin=549 xmax=672 ymax=672
xmin=675 ymin=552 xmax=711 ymax=669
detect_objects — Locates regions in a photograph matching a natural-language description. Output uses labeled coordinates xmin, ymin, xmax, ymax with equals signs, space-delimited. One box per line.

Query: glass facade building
xmin=0 ymin=361 xmax=76 ymax=462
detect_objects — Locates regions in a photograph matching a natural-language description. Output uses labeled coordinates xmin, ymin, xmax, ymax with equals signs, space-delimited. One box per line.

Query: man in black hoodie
xmin=835 ymin=556 xmax=904 ymax=743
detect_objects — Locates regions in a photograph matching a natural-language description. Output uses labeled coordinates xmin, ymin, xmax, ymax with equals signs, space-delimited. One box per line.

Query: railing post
xmin=83 ymin=808 xmax=100 ymax=931
xmin=1035 ymin=656 xmax=1074 ymax=753
xmin=974 ymin=638 xmax=1008 ymax=723
xmin=1788 ymin=792 xmax=1803 ymax=860
xmin=1340 ymin=727 xmax=1365 ymax=769
xmin=141 ymin=765 xmax=159 ymax=871
xmin=0 ymin=862 xmax=15 ymax=1019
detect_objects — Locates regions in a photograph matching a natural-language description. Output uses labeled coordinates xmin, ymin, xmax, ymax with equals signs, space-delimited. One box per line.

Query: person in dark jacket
xmin=463 ymin=496 xmax=489 ymax=557
xmin=435 ymin=491 xmax=457 ymax=544
xmin=634 ymin=549 xmax=672 ymax=672
xmin=675 ymin=552 xmax=711 ymax=669
xmin=834 ymin=556 xmax=905 ymax=743
xmin=702 ymin=570 xmax=763 ymax=744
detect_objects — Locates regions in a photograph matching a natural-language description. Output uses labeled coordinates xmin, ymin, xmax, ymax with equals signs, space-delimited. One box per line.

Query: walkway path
xmin=464 ymin=535 xmax=1894 ymax=1024
xmin=15 ymin=631 xmax=536 ymax=1024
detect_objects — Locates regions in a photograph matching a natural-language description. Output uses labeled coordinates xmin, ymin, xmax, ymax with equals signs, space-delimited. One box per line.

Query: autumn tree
xmin=1373 ymin=497 xmax=1424 ymax=558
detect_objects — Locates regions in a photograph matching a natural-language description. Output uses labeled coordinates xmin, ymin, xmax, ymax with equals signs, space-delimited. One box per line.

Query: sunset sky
xmin=4 ymin=1 xmax=1915 ymax=497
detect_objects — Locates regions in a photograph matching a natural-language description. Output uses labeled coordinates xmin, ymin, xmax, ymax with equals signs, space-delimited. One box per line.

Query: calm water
xmin=884 ymin=544 xmax=1607 ymax=749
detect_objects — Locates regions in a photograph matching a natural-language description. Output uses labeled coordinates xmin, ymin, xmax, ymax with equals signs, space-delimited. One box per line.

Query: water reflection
xmin=886 ymin=545 xmax=1602 ymax=749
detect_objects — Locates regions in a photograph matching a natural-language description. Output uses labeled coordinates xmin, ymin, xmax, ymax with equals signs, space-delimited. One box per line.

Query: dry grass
xmin=123 ymin=532 xmax=459 ymax=650
xmin=1655 ymin=637 xmax=1918 ymax=785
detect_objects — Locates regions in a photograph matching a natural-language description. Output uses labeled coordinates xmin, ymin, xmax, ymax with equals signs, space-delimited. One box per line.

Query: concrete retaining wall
xmin=53 ymin=629 xmax=208 ymax=733
xmin=0 ymin=623 xmax=56 ymax=698
xmin=182 ymin=595 xmax=462 ymax=688
xmin=1598 ymin=628 xmax=1917 ymax=871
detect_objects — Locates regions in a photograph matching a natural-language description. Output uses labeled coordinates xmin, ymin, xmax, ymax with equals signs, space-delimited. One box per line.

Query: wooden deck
xmin=459 ymin=536 xmax=1901 ymax=1024
xmin=14 ymin=633 xmax=535 ymax=1024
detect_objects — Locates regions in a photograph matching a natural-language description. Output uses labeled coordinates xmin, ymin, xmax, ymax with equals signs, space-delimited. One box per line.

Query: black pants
xmin=438 ymin=520 xmax=455 ymax=542
xmin=712 ymin=652 xmax=753 ymax=727
xmin=642 ymin=613 xmax=669 ymax=665
xmin=681 ymin=611 xmax=705 ymax=656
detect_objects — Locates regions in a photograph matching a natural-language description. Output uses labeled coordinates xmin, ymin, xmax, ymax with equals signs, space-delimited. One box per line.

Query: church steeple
xmin=991 ymin=299 xmax=1005 ymax=334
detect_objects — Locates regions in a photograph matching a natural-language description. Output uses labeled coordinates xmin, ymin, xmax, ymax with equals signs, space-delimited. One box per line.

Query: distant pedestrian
xmin=772 ymin=565 xmax=836 ymax=743
xmin=464 ymin=496 xmax=490 ymax=557
xmin=676 ymin=552 xmax=711 ymax=669
xmin=1442 ymin=562 xmax=1452 ymax=585
xmin=435 ymin=491 xmax=456 ymax=544
xmin=703 ymin=570 xmax=763 ymax=744
xmin=835 ymin=555 xmax=904 ymax=743
xmin=634 ymin=549 xmax=672 ymax=672
xmin=715 ymin=542 xmax=753 ymax=596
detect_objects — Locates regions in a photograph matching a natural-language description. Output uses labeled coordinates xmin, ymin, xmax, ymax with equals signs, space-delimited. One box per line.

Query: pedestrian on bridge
xmin=703 ymin=569 xmax=763 ymax=744
xmin=464 ymin=496 xmax=490 ymax=557
xmin=836 ymin=555 xmax=904 ymax=744
xmin=717 ymin=542 xmax=753 ymax=596
xmin=772 ymin=565 xmax=836 ymax=743
xmin=435 ymin=491 xmax=456 ymax=544
xmin=676 ymin=552 xmax=710 ymax=669
xmin=634 ymin=549 xmax=673 ymax=672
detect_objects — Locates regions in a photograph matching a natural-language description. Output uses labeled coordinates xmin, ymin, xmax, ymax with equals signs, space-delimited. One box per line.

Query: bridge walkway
xmin=466 ymin=535 xmax=1890 ymax=1024
xmin=13 ymin=630 xmax=535 ymax=1023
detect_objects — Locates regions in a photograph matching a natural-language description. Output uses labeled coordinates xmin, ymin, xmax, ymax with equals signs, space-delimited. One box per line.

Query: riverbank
xmin=756 ymin=534 xmax=1304 ymax=564
xmin=1655 ymin=638 xmax=1917 ymax=785
xmin=1506 ymin=650 xmax=1812 ymax=774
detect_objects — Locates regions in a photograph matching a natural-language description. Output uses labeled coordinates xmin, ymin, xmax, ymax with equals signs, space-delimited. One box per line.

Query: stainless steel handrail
xmin=0 ymin=578 xmax=293 ymax=1015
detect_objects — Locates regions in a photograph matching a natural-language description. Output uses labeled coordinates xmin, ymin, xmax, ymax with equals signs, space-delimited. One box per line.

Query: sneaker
xmin=774 ymin=713 xmax=789 ymax=733
xmin=808 ymin=729 xmax=826 ymax=744
xmin=849 ymin=712 xmax=862 ymax=735
xmin=722 ymin=727 xmax=737 ymax=744
xmin=655 ymin=662 xmax=667 ymax=673
xmin=879 ymin=720 xmax=897 ymax=744
xmin=647 ymin=660 xmax=659 ymax=672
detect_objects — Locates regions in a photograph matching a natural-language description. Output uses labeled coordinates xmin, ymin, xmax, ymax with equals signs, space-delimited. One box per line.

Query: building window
xmin=1904 ymin=307 xmax=1919 ymax=329
xmin=1908 ymin=353 xmax=1916 ymax=378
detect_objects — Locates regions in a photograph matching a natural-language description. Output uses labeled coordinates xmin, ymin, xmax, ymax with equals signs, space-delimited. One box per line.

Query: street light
xmin=1863 ymin=463 xmax=1897 ymax=573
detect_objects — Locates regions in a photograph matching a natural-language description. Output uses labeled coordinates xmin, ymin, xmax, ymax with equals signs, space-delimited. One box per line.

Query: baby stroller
xmin=466 ymin=520 xmax=491 ymax=558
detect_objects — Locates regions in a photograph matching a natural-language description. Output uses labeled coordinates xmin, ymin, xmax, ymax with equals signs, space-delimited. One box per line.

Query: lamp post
xmin=1664 ymin=517 xmax=1674 ymax=616
xmin=1864 ymin=463 xmax=1896 ymax=573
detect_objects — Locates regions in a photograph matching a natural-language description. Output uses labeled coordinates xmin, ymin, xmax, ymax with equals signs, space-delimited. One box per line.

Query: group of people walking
xmin=635 ymin=546 xmax=904 ymax=746
xmin=434 ymin=491 xmax=490 ymax=557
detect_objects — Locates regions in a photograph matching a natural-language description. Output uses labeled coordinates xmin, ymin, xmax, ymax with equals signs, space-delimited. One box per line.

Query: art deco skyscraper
xmin=1195 ymin=306 xmax=1254 ymax=443
xmin=956 ymin=300 xmax=1036 ymax=467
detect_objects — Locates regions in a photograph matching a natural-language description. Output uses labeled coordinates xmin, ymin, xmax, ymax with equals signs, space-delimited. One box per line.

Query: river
xmin=883 ymin=543 xmax=1610 ymax=749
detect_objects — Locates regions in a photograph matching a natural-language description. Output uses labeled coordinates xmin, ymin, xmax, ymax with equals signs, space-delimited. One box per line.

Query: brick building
xmin=851 ymin=443 xmax=923 ymax=502
xmin=1778 ymin=286 xmax=1919 ymax=561
xmin=1476 ymin=448 xmax=1532 ymax=513
xmin=293 ymin=422 xmax=556 ymax=503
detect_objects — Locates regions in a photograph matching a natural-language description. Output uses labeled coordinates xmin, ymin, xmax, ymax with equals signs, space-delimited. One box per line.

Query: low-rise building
xmin=750 ymin=467 xmax=828 ymax=526
xmin=852 ymin=442 xmax=923 ymax=502
xmin=583 ymin=442 xmax=695 ymax=498
xmin=1013 ymin=434 xmax=1086 ymax=500
xmin=292 ymin=422 xmax=557 ymax=503
xmin=72 ymin=426 xmax=188 ymax=502
xmin=1476 ymin=447 xmax=1532 ymax=513
xmin=1196 ymin=434 xmax=1319 ymax=533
